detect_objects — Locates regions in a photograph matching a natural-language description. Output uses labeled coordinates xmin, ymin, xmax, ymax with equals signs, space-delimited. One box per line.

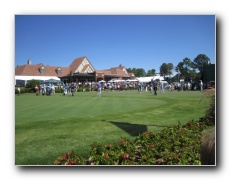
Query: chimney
xmin=27 ymin=58 xmax=31 ymax=65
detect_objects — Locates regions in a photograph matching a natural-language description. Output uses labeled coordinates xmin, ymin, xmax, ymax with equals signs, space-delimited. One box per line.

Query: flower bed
xmin=54 ymin=119 xmax=213 ymax=165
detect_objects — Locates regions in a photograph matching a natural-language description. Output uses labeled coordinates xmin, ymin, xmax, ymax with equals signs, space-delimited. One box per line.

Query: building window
xmin=40 ymin=66 xmax=46 ymax=74
xmin=57 ymin=67 xmax=62 ymax=76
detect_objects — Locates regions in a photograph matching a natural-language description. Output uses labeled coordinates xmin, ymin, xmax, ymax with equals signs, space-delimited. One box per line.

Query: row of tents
xmin=99 ymin=76 xmax=165 ymax=83
xmin=15 ymin=76 xmax=62 ymax=86
xmin=15 ymin=75 xmax=166 ymax=86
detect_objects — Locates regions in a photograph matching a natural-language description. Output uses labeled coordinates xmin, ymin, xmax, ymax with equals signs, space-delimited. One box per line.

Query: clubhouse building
xmin=15 ymin=56 xmax=134 ymax=86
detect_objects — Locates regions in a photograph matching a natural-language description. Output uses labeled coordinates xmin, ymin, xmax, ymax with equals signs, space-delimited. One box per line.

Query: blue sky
xmin=15 ymin=15 xmax=215 ymax=74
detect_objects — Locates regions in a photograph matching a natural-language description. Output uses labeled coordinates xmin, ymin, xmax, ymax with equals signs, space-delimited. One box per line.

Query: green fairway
xmin=15 ymin=90 xmax=210 ymax=165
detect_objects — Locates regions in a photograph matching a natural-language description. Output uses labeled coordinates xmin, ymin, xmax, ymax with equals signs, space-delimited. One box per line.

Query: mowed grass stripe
xmin=16 ymin=92 xmax=166 ymax=122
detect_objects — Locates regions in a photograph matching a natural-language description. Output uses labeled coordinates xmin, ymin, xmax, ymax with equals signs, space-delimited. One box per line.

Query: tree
xmin=25 ymin=79 xmax=40 ymax=89
xmin=175 ymin=58 xmax=196 ymax=82
xmin=193 ymin=54 xmax=211 ymax=80
xmin=160 ymin=63 xmax=174 ymax=76
xmin=126 ymin=68 xmax=146 ymax=77
xmin=160 ymin=63 xmax=169 ymax=76
xmin=146 ymin=69 xmax=156 ymax=77
xmin=159 ymin=63 xmax=174 ymax=83
xmin=135 ymin=68 xmax=146 ymax=77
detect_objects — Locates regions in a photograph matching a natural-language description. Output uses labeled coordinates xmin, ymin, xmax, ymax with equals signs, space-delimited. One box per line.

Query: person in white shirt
xmin=200 ymin=80 xmax=203 ymax=92
xmin=18 ymin=87 xmax=20 ymax=95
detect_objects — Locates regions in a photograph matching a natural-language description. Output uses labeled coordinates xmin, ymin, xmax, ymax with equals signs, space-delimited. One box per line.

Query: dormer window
xmin=57 ymin=67 xmax=62 ymax=76
xmin=40 ymin=66 xmax=46 ymax=74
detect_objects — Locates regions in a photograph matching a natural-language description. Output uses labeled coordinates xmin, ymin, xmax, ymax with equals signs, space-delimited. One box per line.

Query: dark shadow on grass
xmin=102 ymin=120 xmax=147 ymax=136
xmin=102 ymin=120 xmax=169 ymax=137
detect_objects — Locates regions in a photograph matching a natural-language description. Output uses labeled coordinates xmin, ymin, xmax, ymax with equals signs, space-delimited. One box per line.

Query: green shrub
xmin=15 ymin=87 xmax=26 ymax=94
xmin=55 ymin=88 xmax=63 ymax=93
xmin=25 ymin=79 xmax=40 ymax=92
xmin=54 ymin=119 xmax=213 ymax=165
xmin=85 ymin=87 xmax=90 ymax=92
xmin=77 ymin=87 xmax=83 ymax=92
xmin=54 ymin=151 xmax=87 ymax=165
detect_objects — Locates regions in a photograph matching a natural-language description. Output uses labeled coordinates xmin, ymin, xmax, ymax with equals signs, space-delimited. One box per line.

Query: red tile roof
xmin=69 ymin=56 xmax=95 ymax=73
xmin=102 ymin=65 xmax=130 ymax=78
xmin=69 ymin=56 xmax=85 ymax=73
xmin=15 ymin=63 xmax=70 ymax=77
xmin=15 ymin=57 xmax=131 ymax=79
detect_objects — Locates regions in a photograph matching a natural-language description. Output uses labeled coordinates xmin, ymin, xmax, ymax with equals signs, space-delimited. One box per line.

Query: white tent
xmin=15 ymin=76 xmax=60 ymax=81
xmin=136 ymin=76 xmax=164 ymax=83
xmin=108 ymin=79 xmax=125 ymax=83
xmin=15 ymin=76 xmax=61 ymax=86
xmin=126 ymin=79 xmax=139 ymax=82
xmin=98 ymin=80 xmax=106 ymax=83
xmin=136 ymin=77 xmax=152 ymax=82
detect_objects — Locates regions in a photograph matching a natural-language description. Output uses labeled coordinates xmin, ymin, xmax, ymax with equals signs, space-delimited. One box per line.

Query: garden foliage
xmin=54 ymin=119 xmax=214 ymax=165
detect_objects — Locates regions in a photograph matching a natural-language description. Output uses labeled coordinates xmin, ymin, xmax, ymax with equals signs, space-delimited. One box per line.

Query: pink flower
xmin=71 ymin=159 xmax=77 ymax=164
xmin=66 ymin=151 xmax=73 ymax=156
xmin=60 ymin=155 xmax=67 ymax=161
xmin=189 ymin=120 xmax=193 ymax=124
xmin=122 ymin=154 xmax=129 ymax=159
xmin=105 ymin=154 xmax=109 ymax=159
xmin=65 ymin=162 xmax=72 ymax=165
xmin=180 ymin=129 xmax=185 ymax=134
xmin=119 ymin=140 xmax=126 ymax=145
xmin=148 ymin=144 xmax=154 ymax=148
xmin=143 ymin=132 xmax=148 ymax=136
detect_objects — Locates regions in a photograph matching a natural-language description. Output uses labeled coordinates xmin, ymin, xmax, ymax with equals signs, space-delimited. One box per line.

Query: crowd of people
xmin=34 ymin=84 xmax=56 ymax=96
xmin=16 ymin=79 xmax=204 ymax=97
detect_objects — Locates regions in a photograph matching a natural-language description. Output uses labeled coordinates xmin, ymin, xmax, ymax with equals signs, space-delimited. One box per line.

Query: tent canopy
xmin=45 ymin=78 xmax=61 ymax=83
xmin=136 ymin=76 xmax=164 ymax=83
xmin=15 ymin=76 xmax=61 ymax=81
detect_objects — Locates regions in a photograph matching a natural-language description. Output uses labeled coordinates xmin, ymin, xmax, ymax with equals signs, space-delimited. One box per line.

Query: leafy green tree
xmin=126 ymin=68 xmax=146 ymax=77
xmin=175 ymin=57 xmax=198 ymax=82
xmin=160 ymin=63 xmax=174 ymax=76
xmin=146 ymin=69 xmax=156 ymax=77
xmin=160 ymin=63 xmax=168 ymax=76
xmin=193 ymin=54 xmax=211 ymax=79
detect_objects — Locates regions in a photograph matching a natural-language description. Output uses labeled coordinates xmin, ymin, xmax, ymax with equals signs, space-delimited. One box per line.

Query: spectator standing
xmin=18 ymin=87 xmax=20 ymax=96
xmin=63 ymin=84 xmax=67 ymax=95
xmin=200 ymin=80 xmax=203 ymax=92
xmin=71 ymin=83 xmax=75 ymax=96
xmin=97 ymin=82 xmax=102 ymax=97
xmin=52 ymin=84 xmax=55 ymax=94
xmin=35 ymin=85 xmax=39 ymax=96
xmin=153 ymin=80 xmax=158 ymax=95
xmin=43 ymin=84 xmax=46 ymax=95
xmin=138 ymin=82 xmax=142 ymax=94
xmin=160 ymin=82 xmax=164 ymax=93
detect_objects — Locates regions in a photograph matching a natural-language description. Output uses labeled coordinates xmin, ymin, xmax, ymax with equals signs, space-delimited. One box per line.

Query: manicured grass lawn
xmin=15 ymin=90 xmax=210 ymax=165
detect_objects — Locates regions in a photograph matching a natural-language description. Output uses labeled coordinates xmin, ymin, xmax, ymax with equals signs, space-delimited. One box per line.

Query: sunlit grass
xmin=15 ymin=90 xmax=209 ymax=165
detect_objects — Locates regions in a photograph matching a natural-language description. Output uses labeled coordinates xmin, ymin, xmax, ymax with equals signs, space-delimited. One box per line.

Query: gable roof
xmin=102 ymin=65 xmax=131 ymax=78
xmin=69 ymin=56 xmax=95 ymax=73
xmin=15 ymin=57 xmax=131 ymax=79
